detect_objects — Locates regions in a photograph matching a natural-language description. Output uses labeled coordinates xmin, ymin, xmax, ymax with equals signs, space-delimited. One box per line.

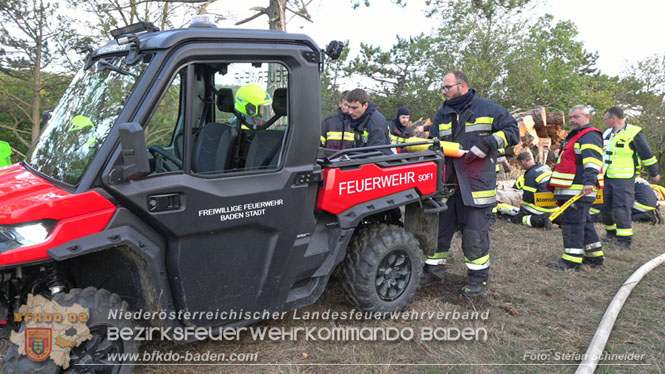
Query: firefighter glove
xmin=464 ymin=137 xmax=496 ymax=163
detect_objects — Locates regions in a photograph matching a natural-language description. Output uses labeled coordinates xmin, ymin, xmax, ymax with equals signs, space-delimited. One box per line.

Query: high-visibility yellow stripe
xmin=633 ymin=201 xmax=656 ymax=212
xmin=616 ymin=228 xmax=633 ymax=237
xmin=522 ymin=185 xmax=537 ymax=193
xmin=523 ymin=201 xmax=558 ymax=213
xmin=471 ymin=189 xmax=497 ymax=198
xmin=465 ymin=254 xmax=490 ymax=265
xmin=428 ymin=252 xmax=448 ymax=260
xmin=320 ymin=136 xmax=326 ymax=145
xmin=584 ymin=250 xmax=604 ymax=258
xmin=439 ymin=122 xmax=452 ymax=131
xmin=582 ymin=157 xmax=603 ymax=167
xmin=562 ymin=254 xmax=583 ymax=263
xmin=580 ymin=143 xmax=603 ymax=154
xmin=515 ymin=176 xmax=525 ymax=189
xmin=535 ymin=171 xmax=552 ymax=183
xmin=493 ymin=131 xmax=508 ymax=148
xmin=643 ymin=156 xmax=657 ymax=166
xmin=552 ymin=171 xmax=575 ymax=179
xmin=474 ymin=117 xmax=494 ymax=124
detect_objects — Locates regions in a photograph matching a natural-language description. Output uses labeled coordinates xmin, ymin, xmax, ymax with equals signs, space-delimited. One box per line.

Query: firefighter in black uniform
xmin=547 ymin=105 xmax=605 ymax=270
xmin=320 ymin=91 xmax=354 ymax=150
xmin=601 ymin=106 xmax=660 ymax=249
xmin=421 ymin=70 xmax=519 ymax=296
xmin=632 ymin=177 xmax=661 ymax=223
xmin=508 ymin=151 xmax=554 ymax=229
xmin=345 ymin=88 xmax=392 ymax=155
xmin=389 ymin=107 xmax=413 ymax=145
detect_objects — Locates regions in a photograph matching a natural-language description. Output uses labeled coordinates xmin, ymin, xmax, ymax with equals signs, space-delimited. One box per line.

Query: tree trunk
xmin=268 ymin=0 xmax=286 ymax=31
xmin=31 ymin=0 xmax=44 ymax=142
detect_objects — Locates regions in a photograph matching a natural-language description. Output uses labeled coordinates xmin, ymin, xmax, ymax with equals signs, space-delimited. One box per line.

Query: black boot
xmin=420 ymin=264 xmax=445 ymax=286
xmin=613 ymin=241 xmax=631 ymax=250
xmin=582 ymin=256 xmax=604 ymax=268
xmin=460 ymin=282 xmax=487 ymax=297
xmin=546 ymin=258 xmax=580 ymax=271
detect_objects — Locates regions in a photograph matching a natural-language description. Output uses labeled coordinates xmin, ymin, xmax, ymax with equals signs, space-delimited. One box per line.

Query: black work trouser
xmin=603 ymin=178 xmax=635 ymax=244
xmin=508 ymin=207 xmax=550 ymax=228
xmin=436 ymin=188 xmax=492 ymax=284
xmin=560 ymin=200 xmax=603 ymax=264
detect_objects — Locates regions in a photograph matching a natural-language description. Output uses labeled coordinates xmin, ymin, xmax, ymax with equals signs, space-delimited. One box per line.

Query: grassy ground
xmin=2 ymin=217 xmax=664 ymax=374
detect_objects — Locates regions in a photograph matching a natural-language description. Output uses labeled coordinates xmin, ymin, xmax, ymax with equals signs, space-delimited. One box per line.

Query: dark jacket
xmin=350 ymin=102 xmax=392 ymax=155
xmin=515 ymin=163 xmax=554 ymax=214
xmin=429 ymin=93 xmax=519 ymax=207
xmin=321 ymin=108 xmax=353 ymax=150
xmin=633 ymin=177 xmax=658 ymax=212
xmin=389 ymin=118 xmax=413 ymax=143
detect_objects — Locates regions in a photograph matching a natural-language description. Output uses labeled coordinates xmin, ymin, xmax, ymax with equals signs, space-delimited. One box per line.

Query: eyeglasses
xmin=442 ymin=83 xmax=461 ymax=92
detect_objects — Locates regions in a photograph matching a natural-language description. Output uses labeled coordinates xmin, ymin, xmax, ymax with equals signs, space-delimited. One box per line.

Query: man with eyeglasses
xmin=344 ymin=88 xmax=392 ymax=155
xmin=421 ymin=70 xmax=519 ymax=297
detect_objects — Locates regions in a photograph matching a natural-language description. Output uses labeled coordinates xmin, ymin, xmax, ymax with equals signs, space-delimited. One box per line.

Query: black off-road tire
xmin=342 ymin=224 xmax=423 ymax=313
xmin=2 ymin=287 xmax=138 ymax=374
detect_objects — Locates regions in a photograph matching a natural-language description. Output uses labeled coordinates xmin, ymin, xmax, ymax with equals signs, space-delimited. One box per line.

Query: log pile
xmin=510 ymin=107 xmax=568 ymax=166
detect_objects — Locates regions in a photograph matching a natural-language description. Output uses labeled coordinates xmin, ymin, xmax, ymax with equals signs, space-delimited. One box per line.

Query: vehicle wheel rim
xmin=67 ymin=325 xmax=123 ymax=374
xmin=375 ymin=249 xmax=411 ymax=301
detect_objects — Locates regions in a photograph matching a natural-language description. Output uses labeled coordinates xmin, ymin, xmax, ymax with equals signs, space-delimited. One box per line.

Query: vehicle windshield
xmin=25 ymin=54 xmax=150 ymax=185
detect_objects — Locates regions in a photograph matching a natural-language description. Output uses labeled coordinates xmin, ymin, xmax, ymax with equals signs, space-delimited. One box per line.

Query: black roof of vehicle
xmin=93 ymin=25 xmax=321 ymax=58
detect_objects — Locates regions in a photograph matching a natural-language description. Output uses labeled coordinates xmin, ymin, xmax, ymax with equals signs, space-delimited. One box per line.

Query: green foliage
xmin=617 ymin=54 xmax=665 ymax=179
xmin=346 ymin=34 xmax=440 ymax=119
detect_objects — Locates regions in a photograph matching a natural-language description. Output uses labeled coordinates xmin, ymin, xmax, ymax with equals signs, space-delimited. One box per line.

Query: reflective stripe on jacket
xmin=321 ymin=108 xmax=353 ymax=150
xmin=515 ymin=163 xmax=555 ymax=214
xmin=550 ymin=125 xmax=604 ymax=202
xmin=603 ymin=124 xmax=658 ymax=179
xmin=430 ymin=95 xmax=519 ymax=207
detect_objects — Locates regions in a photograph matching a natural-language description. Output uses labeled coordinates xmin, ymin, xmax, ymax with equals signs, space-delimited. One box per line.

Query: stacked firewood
xmin=510 ymin=107 xmax=568 ymax=166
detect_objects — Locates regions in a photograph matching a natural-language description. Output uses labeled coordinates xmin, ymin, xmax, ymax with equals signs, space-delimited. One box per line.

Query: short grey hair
xmin=569 ymin=105 xmax=590 ymax=115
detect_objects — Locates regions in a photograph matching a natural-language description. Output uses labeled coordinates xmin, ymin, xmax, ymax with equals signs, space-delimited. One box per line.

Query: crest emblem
xmin=25 ymin=328 xmax=52 ymax=362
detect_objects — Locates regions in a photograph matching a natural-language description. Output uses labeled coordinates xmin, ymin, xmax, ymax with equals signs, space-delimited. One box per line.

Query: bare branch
xmin=285 ymin=5 xmax=312 ymax=23
xmin=9 ymin=145 xmax=25 ymax=158
xmin=0 ymin=123 xmax=31 ymax=135
xmin=235 ymin=7 xmax=267 ymax=26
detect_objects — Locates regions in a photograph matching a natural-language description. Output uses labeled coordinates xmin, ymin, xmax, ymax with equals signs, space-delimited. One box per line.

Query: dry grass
xmin=2 ymin=216 xmax=665 ymax=374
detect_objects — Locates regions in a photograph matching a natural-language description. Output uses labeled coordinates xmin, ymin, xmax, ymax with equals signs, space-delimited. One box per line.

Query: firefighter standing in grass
xmin=547 ymin=105 xmax=605 ymax=270
xmin=601 ymin=106 xmax=660 ymax=249
xmin=421 ymin=70 xmax=519 ymax=296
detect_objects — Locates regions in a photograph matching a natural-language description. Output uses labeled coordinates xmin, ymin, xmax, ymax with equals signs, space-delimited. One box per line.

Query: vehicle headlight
xmin=0 ymin=220 xmax=58 ymax=252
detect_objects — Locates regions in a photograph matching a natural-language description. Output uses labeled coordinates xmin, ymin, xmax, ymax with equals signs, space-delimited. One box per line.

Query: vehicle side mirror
xmin=117 ymin=122 xmax=150 ymax=181
xmin=41 ymin=110 xmax=53 ymax=126
xmin=216 ymin=88 xmax=234 ymax=113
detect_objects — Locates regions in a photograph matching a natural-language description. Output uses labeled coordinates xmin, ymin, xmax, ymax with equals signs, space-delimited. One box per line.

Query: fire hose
xmin=576 ymin=251 xmax=665 ymax=374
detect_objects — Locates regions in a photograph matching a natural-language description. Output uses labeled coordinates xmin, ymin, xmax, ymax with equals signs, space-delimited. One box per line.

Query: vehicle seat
xmin=191 ymin=88 xmax=238 ymax=174
xmin=244 ymin=87 xmax=287 ymax=170
xmin=192 ymin=122 xmax=238 ymax=173
xmin=244 ymin=130 xmax=285 ymax=170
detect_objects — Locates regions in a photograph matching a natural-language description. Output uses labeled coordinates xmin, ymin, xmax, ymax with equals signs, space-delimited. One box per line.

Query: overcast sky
xmin=212 ymin=0 xmax=665 ymax=78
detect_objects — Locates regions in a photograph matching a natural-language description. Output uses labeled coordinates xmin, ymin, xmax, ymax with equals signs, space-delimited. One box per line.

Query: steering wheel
xmin=148 ymin=145 xmax=182 ymax=172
